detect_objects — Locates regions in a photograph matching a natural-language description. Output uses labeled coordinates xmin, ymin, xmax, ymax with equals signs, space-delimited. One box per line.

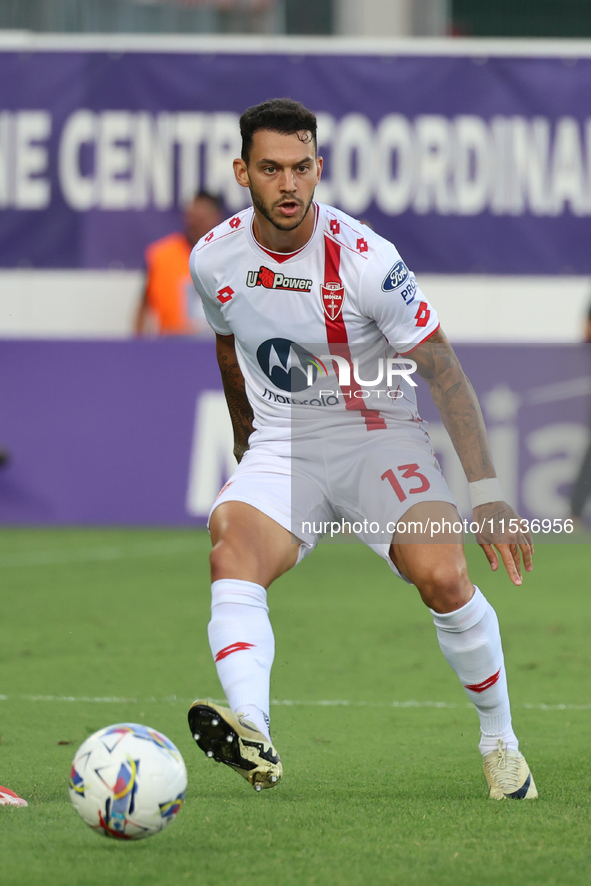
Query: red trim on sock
xmin=214 ymin=642 xmax=256 ymax=662
xmin=464 ymin=667 xmax=501 ymax=693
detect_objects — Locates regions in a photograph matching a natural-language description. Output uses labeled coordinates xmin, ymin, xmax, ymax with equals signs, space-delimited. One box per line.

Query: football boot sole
xmin=188 ymin=701 xmax=282 ymax=791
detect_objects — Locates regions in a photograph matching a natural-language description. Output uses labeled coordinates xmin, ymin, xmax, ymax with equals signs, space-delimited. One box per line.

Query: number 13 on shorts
xmin=381 ymin=464 xmax=430 ymax=502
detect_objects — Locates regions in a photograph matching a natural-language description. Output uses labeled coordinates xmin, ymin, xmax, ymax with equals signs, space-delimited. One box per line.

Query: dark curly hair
xmin=239 ymin=98 xmax=317 ymax=163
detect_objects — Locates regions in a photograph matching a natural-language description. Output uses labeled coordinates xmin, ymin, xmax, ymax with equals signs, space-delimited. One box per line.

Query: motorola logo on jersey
xmin=246 ymin=266 xmax=313 ymax=292
xmin=382 ymin=260 xmax=409 ymax=292
xmin=256 ymin=339 xmax=327 ymax=392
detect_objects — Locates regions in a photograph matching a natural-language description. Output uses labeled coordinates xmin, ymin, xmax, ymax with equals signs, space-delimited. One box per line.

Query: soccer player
xmin=187 ymin=99 xmax=537 ymax=800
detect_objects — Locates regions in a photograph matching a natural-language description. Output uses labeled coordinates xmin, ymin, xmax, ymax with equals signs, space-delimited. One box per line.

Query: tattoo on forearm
xmin=414 ymin=333 xmax=495 ymax=481
xmin=217 ymin=351 xmax=254 ymax=463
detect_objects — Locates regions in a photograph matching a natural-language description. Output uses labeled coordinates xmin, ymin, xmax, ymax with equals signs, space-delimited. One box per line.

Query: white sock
xmin=207 ymin=579 xmax=274 ymax=741
xmin=430 ymin=586 xmax=519 ymax=754
xmin=478 ymin=725 xmax=518 ymax=756
xmin=237 ymin=704 xmax=271 ymax=741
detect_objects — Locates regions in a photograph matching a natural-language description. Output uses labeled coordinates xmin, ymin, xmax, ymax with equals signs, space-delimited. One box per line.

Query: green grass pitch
xmin=0 ymin=527 xmax=590 ymax=886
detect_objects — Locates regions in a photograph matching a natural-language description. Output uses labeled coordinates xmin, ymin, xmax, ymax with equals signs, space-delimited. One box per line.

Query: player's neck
xmin=252 ymin=205 xmax=316 ymax=254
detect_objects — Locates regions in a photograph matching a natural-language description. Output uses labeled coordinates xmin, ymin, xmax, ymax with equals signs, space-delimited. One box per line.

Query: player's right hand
xmin=473 ymin=500 xmax=534 ymax=586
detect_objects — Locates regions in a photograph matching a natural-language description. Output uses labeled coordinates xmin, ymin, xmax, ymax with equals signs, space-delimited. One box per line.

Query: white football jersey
xmin=190 ymin=202 xmax=439 ymax=447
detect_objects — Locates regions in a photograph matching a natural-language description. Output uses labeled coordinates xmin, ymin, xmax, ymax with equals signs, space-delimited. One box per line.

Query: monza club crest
xmin=321 ymin=282 xmax=346 ymax=321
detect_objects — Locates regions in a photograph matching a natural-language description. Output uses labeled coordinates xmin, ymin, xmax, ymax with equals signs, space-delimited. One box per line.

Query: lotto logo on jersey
xmin=246 ymin=266 xmax=313 ymax=292
xmin=382 ymin=260 xmax=409 ymax=292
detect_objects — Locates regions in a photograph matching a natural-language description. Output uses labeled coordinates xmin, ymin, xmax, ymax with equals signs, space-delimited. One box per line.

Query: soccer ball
xmin=69 ymin=723 xmax=187 ymax=840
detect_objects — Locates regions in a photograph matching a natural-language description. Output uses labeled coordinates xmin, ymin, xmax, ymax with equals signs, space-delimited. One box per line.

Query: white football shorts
xmin=209 ymin=424 xmax=458 ymax=582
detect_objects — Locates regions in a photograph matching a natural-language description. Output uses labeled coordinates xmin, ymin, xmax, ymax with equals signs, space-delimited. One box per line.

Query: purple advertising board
xmin=1 ymin=42 xmax=591 ymax=274
xmin=0 ymin=340 xmax=588 ymax=527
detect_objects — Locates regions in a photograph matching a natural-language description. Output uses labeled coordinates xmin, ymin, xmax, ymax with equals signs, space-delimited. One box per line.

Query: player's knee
xmin=209 ymin=538 xmax=249 ymax=581
xmin=415 ymin=561 xmax=472 ymax=612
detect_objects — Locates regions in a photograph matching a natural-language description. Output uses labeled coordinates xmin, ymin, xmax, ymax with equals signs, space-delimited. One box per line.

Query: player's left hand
xmin=473 ymin=501 xmax=534 ymax=586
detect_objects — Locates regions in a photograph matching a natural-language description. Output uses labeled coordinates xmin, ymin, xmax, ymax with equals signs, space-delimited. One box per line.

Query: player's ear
xmin=234 ymin=158 xmax=250 ymax=189
xmin=315 ymin=155 xmax=323 ymax=183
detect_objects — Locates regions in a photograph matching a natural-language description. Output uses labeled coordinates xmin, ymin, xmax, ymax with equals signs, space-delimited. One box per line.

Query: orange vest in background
xmin=144 ymin=232 xmax=194 ymax=334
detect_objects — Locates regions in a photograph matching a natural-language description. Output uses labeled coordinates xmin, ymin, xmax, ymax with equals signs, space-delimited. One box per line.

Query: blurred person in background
xmin=135 ymin=191 xmax=223 ymax=337
xmin=569 ymin=298 xmax=591 ymax=528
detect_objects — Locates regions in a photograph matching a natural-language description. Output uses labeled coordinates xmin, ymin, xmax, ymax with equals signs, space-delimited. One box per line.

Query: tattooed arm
xmin=412 ymin=328 xmax=494 ymax=481
xmin=412 ymin=328 xmax=533 ymax=584
xmin=216 ymin=333 xmax=254 ymax=463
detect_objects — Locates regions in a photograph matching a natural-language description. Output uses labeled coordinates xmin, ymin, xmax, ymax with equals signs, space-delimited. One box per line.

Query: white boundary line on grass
xmin=0 ymin=695 xmax=589 ymax=712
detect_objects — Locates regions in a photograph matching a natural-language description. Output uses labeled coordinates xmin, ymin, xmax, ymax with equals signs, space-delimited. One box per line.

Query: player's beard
xmin=249 ymin=186 xmax=315 ymax=232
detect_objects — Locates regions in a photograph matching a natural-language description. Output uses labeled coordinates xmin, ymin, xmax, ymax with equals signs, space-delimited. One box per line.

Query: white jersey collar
xmin=245 ymin=203 xmax=324 ymax=264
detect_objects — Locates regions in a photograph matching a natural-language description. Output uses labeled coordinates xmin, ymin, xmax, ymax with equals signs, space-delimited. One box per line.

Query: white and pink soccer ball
xmin=69 ymin=723 xmax=187 ymax=840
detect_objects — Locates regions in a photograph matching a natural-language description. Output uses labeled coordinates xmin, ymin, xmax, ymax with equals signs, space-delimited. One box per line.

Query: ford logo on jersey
xmin=256 ymin=338 xmax=325 ymax=392
xmin=382 ymin=260 xmax=409 ymax=291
